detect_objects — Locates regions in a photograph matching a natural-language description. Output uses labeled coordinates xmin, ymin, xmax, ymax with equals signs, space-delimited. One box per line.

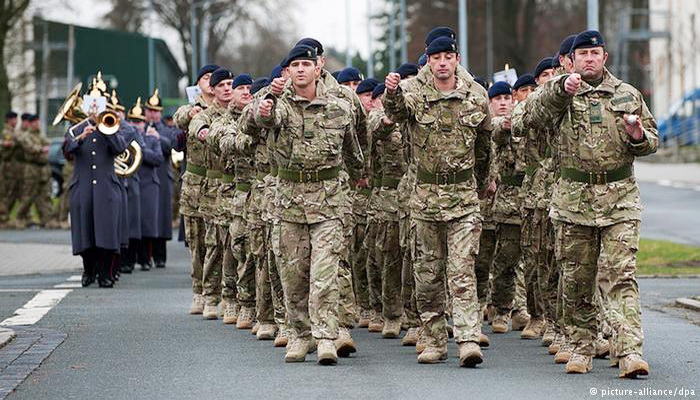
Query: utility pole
xmin=692 ymin=13 xmax=699 ymax=145
xmin=399 ymin=0 xmax=407 ymax=64
xmin=459 ymin=0 xmax=468 ymax=69
xmin=486 ymin=0 xmax=493 ymax=80
xmin=389 ymin=0 xmax=397 ymax=71
xmin=366 ymin=0 xmax=374 ymax=77
xmin=199 ymin=0 xmax=209 ymax=69
xmin=346 ymin=0 xmax=352 ymax=66
xmin=587 ymin=0 xmax=599 ymax=30
xmin=190 ymin=2 xmax=197 ymax=83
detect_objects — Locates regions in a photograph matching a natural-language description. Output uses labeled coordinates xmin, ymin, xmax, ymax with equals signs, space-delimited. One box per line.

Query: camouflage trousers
xmin=201 ymin=220 xmax=223 ymax=306
xmin=266 ymin=221 xmax=286 ymax=327
xmin=363 ymin=220 xmax=382 ymax=316
xmin=338 ymin=214 xmax=357 ymax=327
xmin=554 ymin=220 xmax=644 ymax=357
xmin=0 ymin=166 xmax=23 ymax=223
xmin=351 ymin=219 xmax=370 ymax=312
xmin=521 ymin=208 xmax=556 ymax=321
xmin=400 ymin=216 xmax=419 ymax=328
xmin=278 ymin=219 xmax=342 ymax=340
xmin=491 ymin=223 xmax=522 ymax=315
xmin=475 ymin=228 xmax=497 ymax=309
xmin=183 ymin=215 xmax=206 ymax=295
xmin=514 ymin=261 xmax=527 ymax=312
xmin=251 ymin=219 xmax=273 ymax=324
xmin=230 ymin=215 xmax=254 ymax=309
xmin=16 ymin=166 xmax=53 ymax=224
xmin=413 ymin=213 xmax=482 ymax=347
xmin=375 ymin=218 xmax=404 ymax=321
xmin=220 ymin=223 xmax=238 ymax=304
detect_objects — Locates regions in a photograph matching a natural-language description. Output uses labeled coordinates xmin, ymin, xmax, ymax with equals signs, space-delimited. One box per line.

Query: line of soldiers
xmin=61 ymin=75 xmax=183 ymax=287
xmin=176 ymin=27 xmax=656 ymax=377
xmin=1 ymin=112 xmax=55 ymax=229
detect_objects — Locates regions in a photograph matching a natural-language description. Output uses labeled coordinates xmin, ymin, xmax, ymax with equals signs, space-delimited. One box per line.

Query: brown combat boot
xmin=317 ymin=339 xmax=338 ymax=365
xmin=511 ymin=309 xmax=530 ymax=331
xmin=594 ymin=333 xmax=610 ymax=359
xmin=548 ymin=334 xmax=563 ymax=355
xmin=565 ymin=353 xmax=592 ymax=374
xmin=251 ymin=322 xmax=259 ymax=335
xmin=618 ymin=353 xmax=649 ymax=378
xmin=458 ymin=342 xmax=484 ymax=368
xmin=479 ymin=332 xmax=491 ymax=348
xmin=236 ymin=307 xmax=255 ymax=329
xmin=285 ymin=337 xmax=311 ymax=363
xmin=521 ymin=316 xmax=545 ymax=339
xmin=415 ymin=328 xmax=427 ymax=354
xmin=382 ymin=318 xmax=402 ymax=338
xmin=416 ymin=345 xmax=448 ymax=364
xmin=202 ymin=304 xmax=218 ymax=320
xmin=274 ymin=327 xmax=291 ymax=348
xmin=256 ymin=323 xmax=277 ymax=340
xmin=222 ymin=301 xmax=239 ymax=325
xmin=189 ymin=294 xmax=204 ymax=315
xmin=357 ymin=309 xmax=371 ymax=328
xmin=335 ymin=327 xmax=357 ymax=357
xmin=402 ymin=327 xmax=419 ymax=346
xmin=541 ymin=323 xmax=555 ymax=347
xmin=491 ymin=314 xmax=510 ymax=333
xmin=368 ymin=312 xmax=384 ymax=332
xmin=555 ymin=340 xmax=573 ymax=364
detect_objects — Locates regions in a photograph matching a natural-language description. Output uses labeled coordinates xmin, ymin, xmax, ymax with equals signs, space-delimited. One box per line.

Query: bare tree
xmin=0 ymin=0 xmax=31 ymax=117
xmin=104 ymin=0 xmax=149 ymax=33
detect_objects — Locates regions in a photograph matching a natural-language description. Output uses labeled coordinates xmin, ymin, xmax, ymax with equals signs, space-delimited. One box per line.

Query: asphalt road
xmin=0 ymin=182 xmax=697 ymax=399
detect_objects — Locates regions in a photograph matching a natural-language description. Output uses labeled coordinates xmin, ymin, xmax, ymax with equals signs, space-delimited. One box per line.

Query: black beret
xmin=196 ymin=64 xmax=220 ymax=84
xmin=425 ymin=26 xmax=456 ymax=46
xmin=251 ymin=78 xmax=270 ymax=95
xmin=338 ymin=67 xmax=364 ymax=83
xmin=270 ymin=64 xmax=283 ymax=80
xmin=331 ymin=71 xmax=341 ymax=81
xmin=295 ymin=38 xmax=324 ymax=55
xmin=371 ymin=83 xmax=386 ymax=100
xmin=356 ymin=78 xmax=380 ymax=95
xmin=559 ymin=34 xmax=577 ymax=55
xmin=488 ymin=81 xmax=512 ymax=99
xmin=426 ymin=37 xmax=458 ymax=56
xmin=418 ymin=54 xmax=427 ymax=67
xmin=28 ymin=114 xmax=39 ymax=122
xmin=396 ymin=63 xmax=419 ymax=79
xmin=571 ymin=30 xmax=605 ymax=52
xmin=286 ymin=45 xmax=317 ymax=65
xmin=474 ymin=77 xmax=489 ymax=90
xmin=5 ymin=111 xmax=17 ymax=119
xmin=232 ymin=73 xmax=253 ymax=89
xmin=210 ymin=68 xmax=234 ymax=87
xmin=551 ymin=53 xmax=561 ymax=68
xmin=513 ymin=74 xmax=536 ymax=90
xmin=534 ymin=57 xmax=554 ymax=79
xmin=21 ymin=113 xmax=31 ymax=120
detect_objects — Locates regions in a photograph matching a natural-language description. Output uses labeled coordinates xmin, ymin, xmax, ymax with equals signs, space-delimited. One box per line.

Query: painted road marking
xmin=1 ymin=289 xmax=72 ymax=326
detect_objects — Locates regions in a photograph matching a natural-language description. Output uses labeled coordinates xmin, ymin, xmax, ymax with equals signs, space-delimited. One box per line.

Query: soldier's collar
xmin=289 ymin=80 xmax=329 ymax=106
xmin=425 ymin=76 xmax=468 ymax=102
xmin=579 ymin=68 xmax=620 ymax=95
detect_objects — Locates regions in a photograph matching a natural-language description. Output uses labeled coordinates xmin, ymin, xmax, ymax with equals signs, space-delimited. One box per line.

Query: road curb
xmin=675 ymin=297 xmax=700 ymax=311
xmin=0 ymin=326 xmax=16 ymax=349
xmin=638 ymin=274 xmax=700 ymax=279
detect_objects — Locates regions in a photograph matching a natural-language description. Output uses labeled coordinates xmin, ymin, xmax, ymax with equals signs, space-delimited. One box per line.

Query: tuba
xmin=171 ymin=149 xmax=184 ymax=169
xmin=115 ymin=139 xmax=143 ymax=178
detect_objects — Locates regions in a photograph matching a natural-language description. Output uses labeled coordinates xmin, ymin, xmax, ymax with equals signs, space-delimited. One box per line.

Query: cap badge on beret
xmin=591 ymin=37 xmax=598 ymax=45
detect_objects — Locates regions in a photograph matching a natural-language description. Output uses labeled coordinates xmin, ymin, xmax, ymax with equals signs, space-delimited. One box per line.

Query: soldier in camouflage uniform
xmin=15 ymin=115 xmax=52 ymax=227
xmin=189 ymin=68 xmax=234 ymax=320
xmin=174 ymin=64 xmax=218 ymax=315
xmin=520 ymin=30 xmax=656 ymax=378
xmin=384 ymin=36 xmax=490 ymax=367
xmin=255 ymin=44 xmax=364 ymax=365
xmin=0 ymin=112 xmax=19 ymax=227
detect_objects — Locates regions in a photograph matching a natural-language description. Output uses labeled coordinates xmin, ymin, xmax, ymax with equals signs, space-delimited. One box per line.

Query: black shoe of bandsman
xmin=81 ymin=273 xmax=95 ymax=287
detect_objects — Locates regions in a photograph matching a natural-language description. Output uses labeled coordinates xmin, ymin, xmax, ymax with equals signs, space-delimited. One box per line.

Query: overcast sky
xmin=32 ymin=0 xmax=374 ymax=67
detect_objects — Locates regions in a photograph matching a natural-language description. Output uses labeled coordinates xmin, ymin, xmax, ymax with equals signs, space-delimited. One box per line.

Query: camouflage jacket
xmin=367 ymin=108 xmax=407 ymax=221
xmin=255 ymin=79 xmax=364 ymax=224
xmin=384 ymin=73 xmax=492 ymax=222
xmin=521 ymin=69 xmax=658 ymax=226
xmin=175 ymin=94 xmax=211 ymax=217
xmin=189 ymin=100 xmax=227 ymax=220
xmin=491 ymin=115 xmax=522 ymax=225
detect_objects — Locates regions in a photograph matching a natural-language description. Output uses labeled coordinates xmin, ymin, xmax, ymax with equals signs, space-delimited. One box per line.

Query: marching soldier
xmin=173 ymin=64 xmax=219 ymax=314
xmin=520 ymin=30 xmax=656 ymax=378
xmin=337 ymin=67 xmax=364 ymax=91
xmin=256 ymin=44 xmax=364 ymax=365
xmin=0 ymin=111 xmax=19 ymax=227
xmin=14 ymin=115 xmax=52 ymax=228
xmin=384 ymin=35 xmax=490 ymax=366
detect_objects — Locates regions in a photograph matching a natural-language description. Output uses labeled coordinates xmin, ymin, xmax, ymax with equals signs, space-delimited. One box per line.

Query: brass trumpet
xmin=68 ymin=110 xmax=121 ymax=138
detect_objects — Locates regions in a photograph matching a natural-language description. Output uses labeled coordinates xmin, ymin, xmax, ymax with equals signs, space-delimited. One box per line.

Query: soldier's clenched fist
xmin=270 ymin=77 xmax=287 ymax=97
xmin=564 ymin=73 xmax=582 ymax=95
xmin=259 ymin=99 xmax=274 ymax=118
xmin=385 ymin=72 xmax=401 ymax=93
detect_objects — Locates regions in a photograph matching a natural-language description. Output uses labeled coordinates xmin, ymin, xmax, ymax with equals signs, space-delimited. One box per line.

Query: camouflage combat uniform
xmin=255 ymin=79 xmax=364 ymax=342
xmin=521 ymin=69 xmax=658 ymax=358
xmin=16 ymin=127 xmax=52 ymax=226
xmin=384 ymin=72 xmax=491 ymax=349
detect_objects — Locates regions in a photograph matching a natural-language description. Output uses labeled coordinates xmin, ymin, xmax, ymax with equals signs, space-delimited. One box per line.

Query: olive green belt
xmin=277 ymin=166 xmax=340 ymax=183
xmin=524 ymin=164 xmax=538 ymax=177
xmin=560 ymin=165 xmax=633 ymax=185
xmin=381 ymin=175 xmax=401 ymax=189
xmin=416 ymin=167 xmax=473 ymax=185
xmin=206 ymin=169 xmax=222 ymax=179
xmin=270 ymin=165 xmax=278 ymax=177
xmin=256 ymin=171 xmax=268 ymax=181
xmin=236 ymin=181 xmax=251 ymax=192
xmin=372 ymin=177 xmax=382 ymax=188
xmin=500 ymin=173 xmax=525 ymax=187
xmin=186 ymin=163 xmax=206 ymax=177
xmin=357 ymin=187 xmax=371 ymax=196
xmin=221 ymin=173 xmax=235 ymax=183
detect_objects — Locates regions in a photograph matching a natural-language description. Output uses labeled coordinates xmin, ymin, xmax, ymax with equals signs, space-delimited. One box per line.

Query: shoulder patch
xmin=611 ymin=94 xmax=634 ymax=106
